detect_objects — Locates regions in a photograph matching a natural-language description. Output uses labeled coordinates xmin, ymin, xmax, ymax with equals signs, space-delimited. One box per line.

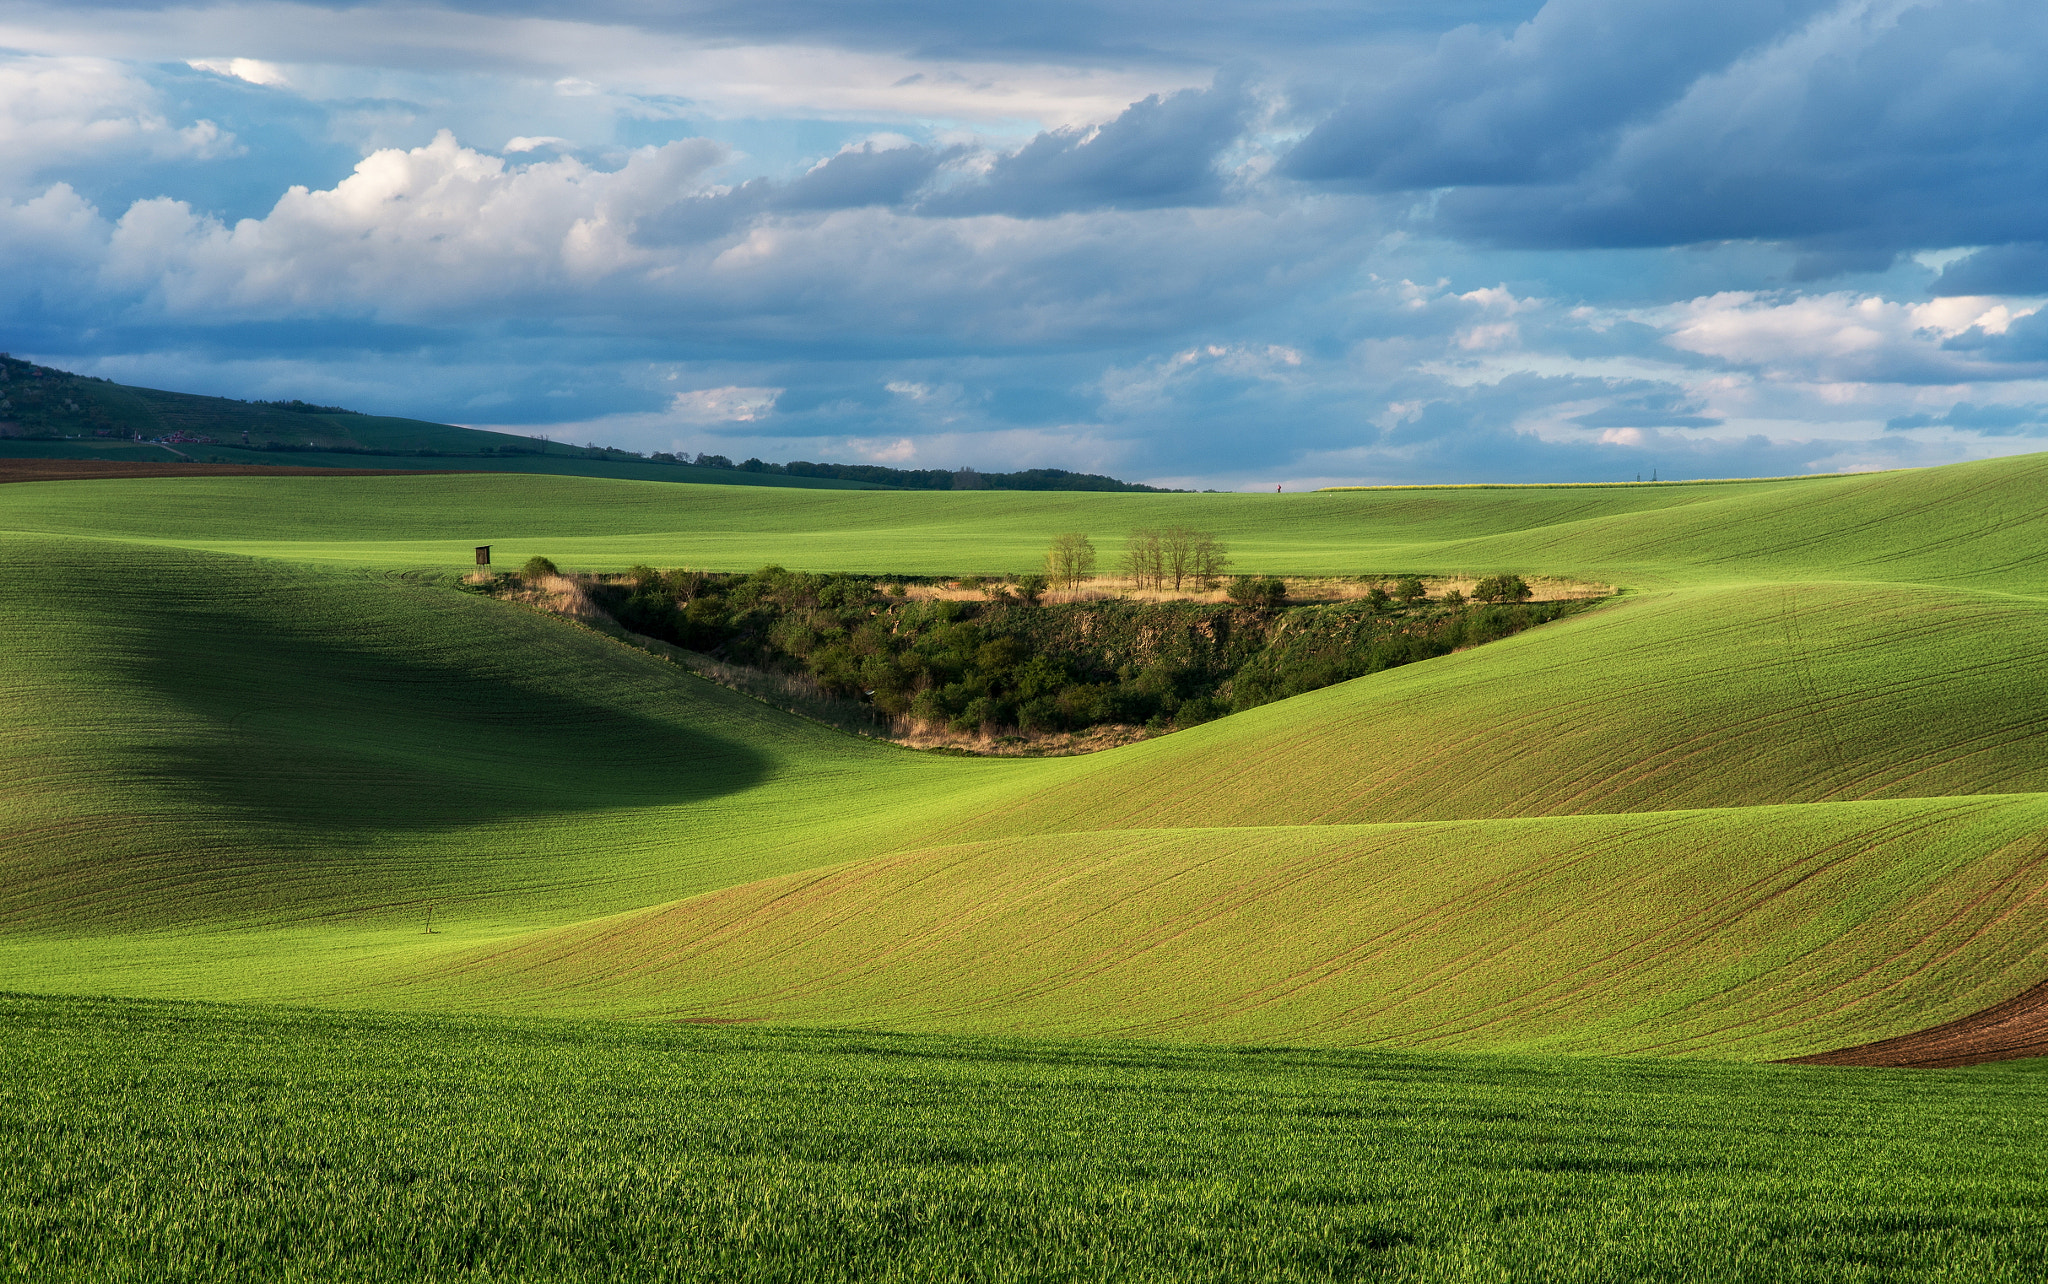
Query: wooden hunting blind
xmin=475 ymin=545 xmax=491 ymax=566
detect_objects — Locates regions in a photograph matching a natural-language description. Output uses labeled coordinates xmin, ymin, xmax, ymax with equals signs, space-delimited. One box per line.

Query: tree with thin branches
xmin=1160 ymin=527 xmax=1229 ymax=590
xmin=1122 ymin=529 xmax=1164 ymax=588
xmin=1045 ymin=533 xmax=1098 ymax=590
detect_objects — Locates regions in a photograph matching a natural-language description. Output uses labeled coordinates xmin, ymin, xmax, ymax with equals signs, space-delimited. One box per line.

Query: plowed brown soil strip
xmin=0 ymin=459 xmax=470 ymax=484
xmin=1786 ymin=978 xmax=2048 ymax=1067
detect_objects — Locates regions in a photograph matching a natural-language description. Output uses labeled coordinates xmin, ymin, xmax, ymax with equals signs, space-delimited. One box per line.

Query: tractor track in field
xmin=1787 ymin=974 xmax=2048 ymax=1067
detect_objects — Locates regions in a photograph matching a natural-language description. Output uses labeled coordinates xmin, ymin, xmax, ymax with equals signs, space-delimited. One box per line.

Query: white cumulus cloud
xmin=1655 ymin=291 xmax=2044 ymax=384
xmin=669 ymin=386 xmax=781 ymax=423
xmin=0 ymin=55 xmax=238 ymax=192
xmin=186 ymin=57 xmax=289 ymax=86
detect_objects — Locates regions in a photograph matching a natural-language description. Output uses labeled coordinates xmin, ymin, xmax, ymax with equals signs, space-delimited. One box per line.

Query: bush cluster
xmin=585 ymin=567 xmax=1583 ymax=740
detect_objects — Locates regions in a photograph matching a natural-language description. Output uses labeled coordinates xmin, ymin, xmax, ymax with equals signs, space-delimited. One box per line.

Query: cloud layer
xmin=3 ymin=0 xmax=2047 ymax=485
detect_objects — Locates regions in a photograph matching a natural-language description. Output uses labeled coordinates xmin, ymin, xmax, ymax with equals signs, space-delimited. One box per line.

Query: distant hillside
xmin=0 ymin=356 xmax=1172 ymax=491
xmin=0 ymin=355 xmax=879 ymax=489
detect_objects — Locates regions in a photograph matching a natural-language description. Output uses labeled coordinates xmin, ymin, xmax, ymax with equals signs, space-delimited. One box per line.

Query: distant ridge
xmin=0 ymin=459 xmax=461 ymax=485
xmin=0 ymin=355 xmax=1171 ymax=491
xmin=676 ymin=455 xmax=1179 ymax=492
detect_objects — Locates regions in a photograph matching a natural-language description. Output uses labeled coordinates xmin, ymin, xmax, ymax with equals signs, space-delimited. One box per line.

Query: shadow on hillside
xmin=120 ymin=595 xmax=776 ymax=836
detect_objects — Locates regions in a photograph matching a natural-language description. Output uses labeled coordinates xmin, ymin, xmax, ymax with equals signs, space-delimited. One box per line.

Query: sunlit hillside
xmin=2 ymin=453 xmax=2045 ymax=1062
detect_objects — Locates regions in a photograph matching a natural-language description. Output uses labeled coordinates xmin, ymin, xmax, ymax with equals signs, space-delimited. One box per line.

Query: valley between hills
xmin=5 ymin=454 xmax=2048 ymax=1281
xmin=3 ymin=454 xmax=2045 ymax=1061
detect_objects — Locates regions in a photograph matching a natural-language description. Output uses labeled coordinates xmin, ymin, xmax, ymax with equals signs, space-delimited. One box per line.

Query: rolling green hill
xmin=0 ymin=464 xmax=1917 ymax=573
xmin=399 ymin=796 xmax=2048 ymax=1061
xmin=1 ymin=451 xmax=2046 ymax=1063
xmin=1 ymin=452 xmax=2040 ymax=586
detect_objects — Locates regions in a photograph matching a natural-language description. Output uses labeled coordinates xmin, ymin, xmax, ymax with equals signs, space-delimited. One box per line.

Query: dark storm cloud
xmin=635 ymin=143 xmax=953 ymax=244
xmin=779 ymin=143 xmax=948 ymax=210
xmin=1285 ymin=0 xmax=2048 ymax=267
xmin=1931 ymin=244 xmax=2048 ymax=298
xmin=39 ymin=0 xmax=1544 ymax=62
xmin=1569 ymin=392 xmax=1722 ymax=430
xmin=922 ymin=80 xmax=1250 ymax=217
xmin=635 ymin=83 xmax=1249 ymax=247
xmin=1284 ymin=0 xmax=1833 ymax=189
xmin=1886 ymin=403 xmax=2048 ymax=438
xmin=1938 ymin=308 xmax=2048 ymax=370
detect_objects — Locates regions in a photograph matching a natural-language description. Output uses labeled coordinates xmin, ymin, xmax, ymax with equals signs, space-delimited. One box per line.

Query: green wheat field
xmin=4 ymin=453 xmax=2047 ymax=1279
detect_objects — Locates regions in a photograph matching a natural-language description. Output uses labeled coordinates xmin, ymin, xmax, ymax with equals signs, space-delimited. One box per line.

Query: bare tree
xmin=1045 ymin=532 xmax=1098 ymax=590
xmin=1122 ymin=528 xmax=1164 ymax=588
xmin=1156 ymin=527 xmax=1230 ymax=591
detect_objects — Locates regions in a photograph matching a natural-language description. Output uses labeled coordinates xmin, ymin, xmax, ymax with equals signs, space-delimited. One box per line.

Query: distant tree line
xmin=653 ymin=455 xmax=1183 ymax=492
xmin=251 ymin=399 xmax=363 ymax=415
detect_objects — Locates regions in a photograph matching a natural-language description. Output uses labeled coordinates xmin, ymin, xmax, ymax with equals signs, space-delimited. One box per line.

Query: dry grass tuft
xmin=535 ymin=574 xmax=605 ymax=620
xmin=887 ymin=718 xmax=1154 ymax=757
xmin=906 ymin=574 xmax=1611 ymax=606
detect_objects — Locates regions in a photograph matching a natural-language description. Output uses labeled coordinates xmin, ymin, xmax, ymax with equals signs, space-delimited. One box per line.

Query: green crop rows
xmin=6 ymin=994 xmax=2047 ymax=1284
xmin=3 ymin=451 xmax=2048 ymax=1278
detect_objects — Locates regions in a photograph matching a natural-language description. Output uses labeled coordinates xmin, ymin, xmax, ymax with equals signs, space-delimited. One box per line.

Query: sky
xmin=4 ymin=0 xmax=2048 ymax=488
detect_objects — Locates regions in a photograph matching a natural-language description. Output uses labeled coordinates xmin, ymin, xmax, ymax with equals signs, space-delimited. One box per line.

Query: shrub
xmin=1016 ymin=574 xmax=1048 ymax=604
xmin=1473 ymin=573 xmax=1532 ymax=604
xmin=959 ymin=696 xmax=1001 ymax=731
xmin=816 ymin=577 xmax=871 ymax=610
xmin=567 ymin=562 xmax=1587 ymax=749
xmin=1394 ymin=575 xmax=1427 ymax=605
xmin=1227 ymin=575 xmax=1287 ymax=610
xmin=521 ymin=555 xmax=559 ymax=581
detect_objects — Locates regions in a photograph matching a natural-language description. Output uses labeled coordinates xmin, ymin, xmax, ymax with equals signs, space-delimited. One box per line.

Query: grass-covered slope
xmin=964 ymin=581 xmax=2048 ymax=832
xmin=10 ymin=994 xmax=2048 ymax=1284
xmin=0 ymin=536 xmax=1035 ymax=943
xmin=2 ymin=451 xmax=2046 ymax=1058
xmin=0 ymin=469 xmax=1849 ymax=574
xmin=400 ymin=794 xmax=2048 ymax=1059
xmin=1432 ymin=450 xmax=2048 ymax=593
xmin=1 ymin=450 xmax=2040 ymax=586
